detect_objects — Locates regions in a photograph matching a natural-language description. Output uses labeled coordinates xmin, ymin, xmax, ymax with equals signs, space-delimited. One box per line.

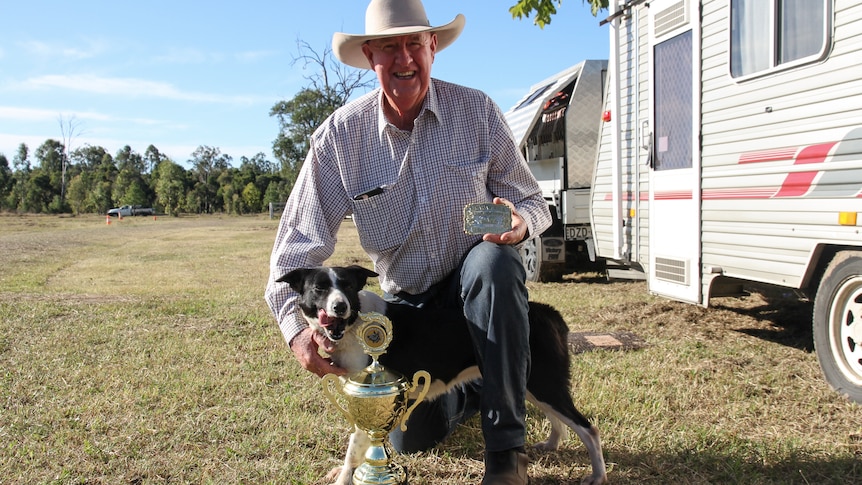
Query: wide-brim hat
xmin=332 ymin=0 xmax=465 ymax=70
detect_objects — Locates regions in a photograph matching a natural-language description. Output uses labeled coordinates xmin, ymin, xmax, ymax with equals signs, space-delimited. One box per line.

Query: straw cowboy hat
xmin=332 ymin=0 xmax=465 ymax=69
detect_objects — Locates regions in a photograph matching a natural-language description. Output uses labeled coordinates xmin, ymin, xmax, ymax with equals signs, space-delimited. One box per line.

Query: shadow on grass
xmin=526 ymin=445 xmax=861 ymax=484
xmin=563 ymin=272 xmax=620 ymax=285
xmin=714 ymin=288 xmax=815 ymax=353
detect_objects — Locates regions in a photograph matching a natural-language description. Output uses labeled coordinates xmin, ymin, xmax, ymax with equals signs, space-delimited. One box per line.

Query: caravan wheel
xmin=813 ymin=251 xmax=862 ymax=404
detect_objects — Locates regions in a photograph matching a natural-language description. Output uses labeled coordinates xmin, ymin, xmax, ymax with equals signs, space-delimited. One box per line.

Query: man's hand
xmin=289 ymin=326 xmax=347 ymax=377
xmin=483 ymin=197 xmax=528 ymax=245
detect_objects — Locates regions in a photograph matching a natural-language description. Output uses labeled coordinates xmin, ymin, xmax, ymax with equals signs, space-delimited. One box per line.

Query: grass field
xmin=1 ymin=214 xmax=860 ymax=484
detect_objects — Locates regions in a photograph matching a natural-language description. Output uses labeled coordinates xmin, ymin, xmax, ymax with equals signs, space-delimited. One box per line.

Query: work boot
xmin=481 ymin=447 xmax=529 ymax=485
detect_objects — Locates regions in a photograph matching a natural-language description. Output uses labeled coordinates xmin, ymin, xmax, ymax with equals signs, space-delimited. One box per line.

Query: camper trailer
xmin=591 ymin=0 xmax=862 ymax=403
xmin=504 ymin=59 xmax=608 ymax=281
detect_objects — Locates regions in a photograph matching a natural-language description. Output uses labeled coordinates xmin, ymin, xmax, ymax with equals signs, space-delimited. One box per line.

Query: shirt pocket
xmin=442 ymin=157 xmax=490 ymax=202
xmin=351 ymin=187 xmax=411 ymax=254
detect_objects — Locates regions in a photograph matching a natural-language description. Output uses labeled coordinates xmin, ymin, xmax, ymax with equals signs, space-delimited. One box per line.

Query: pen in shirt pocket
xmin=353 ymin=186 xmax=385 ymax=200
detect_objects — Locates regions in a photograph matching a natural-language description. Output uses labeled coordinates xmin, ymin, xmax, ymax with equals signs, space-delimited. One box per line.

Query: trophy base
xmin=352 ymin=463 xmax=407 ymax=485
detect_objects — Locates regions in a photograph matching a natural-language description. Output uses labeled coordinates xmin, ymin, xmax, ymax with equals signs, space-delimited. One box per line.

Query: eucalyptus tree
xmin=510 ymin=0 xmax=609 ymax=26
xmin=154 ymin=159 xmax=188 ymax=216
xmin=113 ymin=145 xmax=152 ymax=207
xmin=143 ymin=144 xmax=166 ymax=174
xmin=34 ymin=139 xmax=66 ymax=212
xmin=57 ymin=114 xmax=84 ymax=204
xmin=65 ymin=145 xmax=115 ymax=214
xmin=188 ymin=145 xmax=231 ymax=213
xmin=271 ymin=41 xmax=375 ymax=192
xmin=0 ymin=153 xmax=12 ymax=210
xmin=6 ymin=144 xmax=31 ymax=211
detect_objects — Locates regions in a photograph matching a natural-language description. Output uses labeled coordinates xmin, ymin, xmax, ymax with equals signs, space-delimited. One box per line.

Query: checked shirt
xmin=265 ymin=78 xmax=551 ymax=345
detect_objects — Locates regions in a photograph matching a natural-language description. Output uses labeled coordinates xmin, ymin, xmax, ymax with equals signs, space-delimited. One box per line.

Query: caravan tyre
xmin=813 ymin=251 xmax=862 ymax=404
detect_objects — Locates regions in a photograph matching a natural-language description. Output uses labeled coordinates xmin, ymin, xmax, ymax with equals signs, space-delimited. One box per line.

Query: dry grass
xmin=0 ymin=214 xmax=860 ymax=484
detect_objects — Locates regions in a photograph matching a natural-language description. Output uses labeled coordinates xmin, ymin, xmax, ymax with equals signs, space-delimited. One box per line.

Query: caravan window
xmin=729 ymin=0 xmax=830 ymax=78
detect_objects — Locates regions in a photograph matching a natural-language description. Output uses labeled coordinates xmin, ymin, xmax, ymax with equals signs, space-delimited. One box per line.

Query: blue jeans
xmin=387 ymin=242 xmax=530 ymax=453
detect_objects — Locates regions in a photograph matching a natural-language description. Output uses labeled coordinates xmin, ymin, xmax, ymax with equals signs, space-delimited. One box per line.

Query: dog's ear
xmin=276 ymin=268 xmax=310 ymax=293
xmin=345 ymin=265 xmax=378 ymax=286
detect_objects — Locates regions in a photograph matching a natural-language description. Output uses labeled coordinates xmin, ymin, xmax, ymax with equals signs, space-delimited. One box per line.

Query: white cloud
xmin=18 ymin=74 xmax=262 ymax=105
xmin=0 ymin=133 xmax=53 ymax=157
xmin=18 ymin=39 xmax=109 ymax=60
xmin=0 ymin=106 xmax=172 ymax=127
xmin=235 ymin=50 xmax=278 ymax=63
xmin=153 ymin=47 xmax=218 ymax=64
xmin=0 ymin=106 xmax=57 ymax=122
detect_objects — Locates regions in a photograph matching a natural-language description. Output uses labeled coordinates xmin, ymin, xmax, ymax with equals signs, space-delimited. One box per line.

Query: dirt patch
xmin=568 ymin=331 xmax=648 ymax=353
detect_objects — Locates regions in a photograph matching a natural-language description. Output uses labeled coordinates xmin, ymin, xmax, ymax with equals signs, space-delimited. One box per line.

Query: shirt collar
xmin=376 ymin=79 xmax=441 ymax=136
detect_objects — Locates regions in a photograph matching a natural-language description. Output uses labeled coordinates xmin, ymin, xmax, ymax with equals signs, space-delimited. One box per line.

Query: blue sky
xmin=0 ymin=1 xmax=610 ymax=166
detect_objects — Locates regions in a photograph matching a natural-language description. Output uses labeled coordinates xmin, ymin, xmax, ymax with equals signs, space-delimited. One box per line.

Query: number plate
xmin=463 ymin=203 xmax=512 ymax=235
xmin=565 ymin=226 xmax=593 ymax=241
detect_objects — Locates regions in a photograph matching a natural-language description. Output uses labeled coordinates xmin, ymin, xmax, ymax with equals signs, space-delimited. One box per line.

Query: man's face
xmin=362 ymin=33 xmax=437 ymax=116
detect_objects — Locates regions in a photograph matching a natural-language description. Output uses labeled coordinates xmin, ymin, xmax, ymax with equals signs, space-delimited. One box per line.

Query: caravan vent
xmin=655 ymin=256 xmax=689 ymax=285
xmin=654 ymin=0 xmax=688 ymax=38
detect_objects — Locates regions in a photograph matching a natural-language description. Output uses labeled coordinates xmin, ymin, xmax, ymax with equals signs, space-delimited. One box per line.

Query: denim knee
xmin=460 ymin=243 xmax=526 ymax=294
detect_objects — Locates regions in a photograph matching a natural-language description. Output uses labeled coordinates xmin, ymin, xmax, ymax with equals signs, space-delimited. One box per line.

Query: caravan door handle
xmin=641 ymin=121 xmax=651 ymax=151
xmin=642 ymin=121 xmax=655 ymax=168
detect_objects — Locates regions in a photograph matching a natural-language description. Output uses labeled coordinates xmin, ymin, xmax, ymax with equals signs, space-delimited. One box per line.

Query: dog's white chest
xmin=331 ymin=331 xmax=370 ymax=372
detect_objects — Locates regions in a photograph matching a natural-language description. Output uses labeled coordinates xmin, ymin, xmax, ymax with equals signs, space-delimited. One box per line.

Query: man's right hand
xmin=289 ymin=327 xmax=347 ymax=377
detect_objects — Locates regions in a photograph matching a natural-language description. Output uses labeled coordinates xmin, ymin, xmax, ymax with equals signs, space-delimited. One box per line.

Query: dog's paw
xmin=580 ymin=471 xmax=608 ymax=485
xmin=325 ymin=466 xmax=353 ymax=485
xmin=531 ymin=440 xmax=560 ymax=452
xmin=324 ymin=466 xmax=343 ymax=483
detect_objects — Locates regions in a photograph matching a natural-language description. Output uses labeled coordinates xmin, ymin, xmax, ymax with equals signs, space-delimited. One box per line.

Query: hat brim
xmin=332 ymin=13 xmax=465 ymax=70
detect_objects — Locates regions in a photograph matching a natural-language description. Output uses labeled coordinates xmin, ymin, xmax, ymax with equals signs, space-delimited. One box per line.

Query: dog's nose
xmin=333 ymin=301 xmax=348 ymax=316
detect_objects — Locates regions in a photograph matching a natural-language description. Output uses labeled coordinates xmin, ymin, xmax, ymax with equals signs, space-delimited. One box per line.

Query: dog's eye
xmin=312 ymin=285 xmax=326 ymax=294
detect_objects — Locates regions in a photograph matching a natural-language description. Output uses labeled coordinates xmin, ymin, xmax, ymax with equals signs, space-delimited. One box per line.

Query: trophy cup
xmin=322 ymin=312 xmax=430 ymax=485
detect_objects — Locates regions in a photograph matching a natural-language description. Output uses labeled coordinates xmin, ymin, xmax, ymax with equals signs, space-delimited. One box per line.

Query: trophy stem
xmin=352 ymin=433 xmax=406 ymax=485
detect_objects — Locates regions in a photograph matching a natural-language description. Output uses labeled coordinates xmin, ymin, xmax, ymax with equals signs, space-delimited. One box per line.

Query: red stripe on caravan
xmin=602 ymin=192 xmax=649 ymax=201
xmin=702 ymin=188 xmax=776 ymax=199
xmin=774 ymin=142 xmax=836 ymax=197
xmin=738 ymin=147 xmax=798 ymax=164
xmin=653 ymin=190 xmax=693 ymax=200
xmin=601 ymin=191 xmax=690 ymax=201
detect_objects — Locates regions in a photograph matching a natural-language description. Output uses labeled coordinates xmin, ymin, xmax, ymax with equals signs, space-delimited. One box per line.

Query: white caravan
xmin=591 ymin=0 xmax=862 ymax=403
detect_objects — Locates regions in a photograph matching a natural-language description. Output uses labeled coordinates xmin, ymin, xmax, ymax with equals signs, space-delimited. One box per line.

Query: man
xmin=265 ymin=1 xmax=552 ymax=483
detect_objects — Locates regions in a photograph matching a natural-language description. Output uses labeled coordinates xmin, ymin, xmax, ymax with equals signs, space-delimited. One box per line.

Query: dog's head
xmin=277 ymin=265 xmax=378 ymax=342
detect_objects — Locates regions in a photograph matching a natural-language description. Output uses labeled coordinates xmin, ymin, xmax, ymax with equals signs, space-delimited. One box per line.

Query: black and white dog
xmin=278 ymin=265 xmax=607 ymax=485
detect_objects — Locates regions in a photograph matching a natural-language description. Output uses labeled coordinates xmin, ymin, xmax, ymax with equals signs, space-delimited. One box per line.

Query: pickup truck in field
xmin=106 ymin=205 xmax=154 ymax=217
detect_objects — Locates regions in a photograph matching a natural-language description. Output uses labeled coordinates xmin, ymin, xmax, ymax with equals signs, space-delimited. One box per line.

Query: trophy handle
xmin=321 ymin=373 xmax=354 ymax=427
xmin=399 ymin=370 xmax=431 ymax=432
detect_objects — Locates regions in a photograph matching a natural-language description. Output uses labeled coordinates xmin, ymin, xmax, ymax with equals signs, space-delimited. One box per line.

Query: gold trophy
xmin=322 ymin=312 xmax=430 ymax=485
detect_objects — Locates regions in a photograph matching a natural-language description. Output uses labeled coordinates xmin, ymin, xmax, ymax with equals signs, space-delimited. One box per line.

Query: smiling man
xmin=265 ymin=1 xmax=551 ymax=483
xmin=362 ymin=33 xmax=435 ymax=131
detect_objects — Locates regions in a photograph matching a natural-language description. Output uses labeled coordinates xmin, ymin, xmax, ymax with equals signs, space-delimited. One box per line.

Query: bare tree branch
xmin=57 ymin=114 xmax=86 ymax=203
xmin=290 ymin=39 xmax=375 ymax=104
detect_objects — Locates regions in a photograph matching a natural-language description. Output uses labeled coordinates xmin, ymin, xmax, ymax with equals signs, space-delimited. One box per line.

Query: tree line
xmin=0 ymin=42 xmax=375 ymax=217
xmin=0 ymin=141 xmax=292 ymax=216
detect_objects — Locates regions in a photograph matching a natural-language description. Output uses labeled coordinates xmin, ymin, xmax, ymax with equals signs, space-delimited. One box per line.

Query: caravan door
xmin=647 ymin=0 xmax=701 ymax=303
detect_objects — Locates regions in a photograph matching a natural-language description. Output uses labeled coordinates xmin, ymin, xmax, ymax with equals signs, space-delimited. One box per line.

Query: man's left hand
xmin=483 ymin=197 xmax=528 ymax=245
